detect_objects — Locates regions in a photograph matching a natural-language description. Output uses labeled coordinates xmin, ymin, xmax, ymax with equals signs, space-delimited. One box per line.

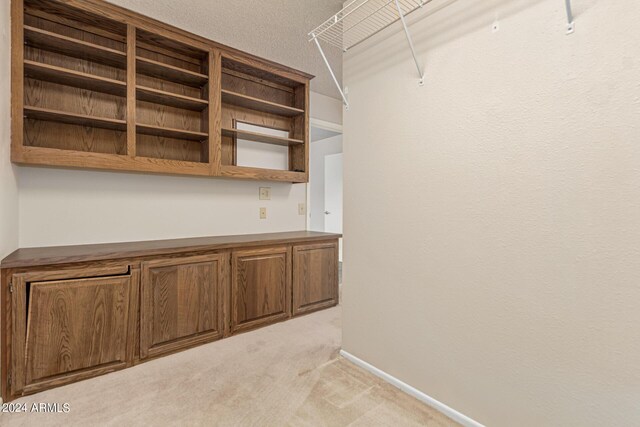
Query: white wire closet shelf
xmin=309 ymin=0 xmax=576 ymax=108
xmin=309 ymin=0 xmax=427 ymax=52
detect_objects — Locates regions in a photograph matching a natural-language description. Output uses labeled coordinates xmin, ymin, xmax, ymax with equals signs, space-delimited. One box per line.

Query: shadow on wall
xmin=345 ymin=0 xmax=598 ymax=82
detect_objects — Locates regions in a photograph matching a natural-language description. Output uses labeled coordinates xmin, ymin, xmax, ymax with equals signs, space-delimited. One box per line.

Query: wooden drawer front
xmin=140 ymin=254 xmax=225 ymax=359
xmin=231 ymin=247 xmax=291 ymax=333
xmin=11 ymin=266 xmax=137 ymax=396
xmin=292 ymin=242 xmax=339 ymax=316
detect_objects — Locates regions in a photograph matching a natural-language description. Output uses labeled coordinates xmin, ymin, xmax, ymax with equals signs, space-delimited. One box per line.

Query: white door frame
xmin=306 ymin=119 xmax=343 ymax=230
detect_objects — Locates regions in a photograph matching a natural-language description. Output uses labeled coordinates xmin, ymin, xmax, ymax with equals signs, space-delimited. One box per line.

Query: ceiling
xmin=107 ymin=0 xmax=345 ymax=99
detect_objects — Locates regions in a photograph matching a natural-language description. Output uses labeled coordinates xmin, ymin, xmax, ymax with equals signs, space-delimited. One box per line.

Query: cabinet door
xmin=292 ymin=242 xmax=339 ymax=316
xmin=140 ymin=254 xmax=226 ymax=359
xmin=11 ymin=265 xmax=137 ymax=397
xmin=231 ymin=247 xmax=291 ymax=333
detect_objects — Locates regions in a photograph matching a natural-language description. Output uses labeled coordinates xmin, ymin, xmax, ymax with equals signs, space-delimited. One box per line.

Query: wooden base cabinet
xmin=9 ymin=265 xmax=138 ymax=397
xmin=230 ymin=247 xmax=291 ymax=334
xmin=140 ymin=254 xmax=227 ymax=359
xmin=1 ymin=231 xmax=340 ymax=401
xmin=292 ymin=242 xmax=339 ymax=315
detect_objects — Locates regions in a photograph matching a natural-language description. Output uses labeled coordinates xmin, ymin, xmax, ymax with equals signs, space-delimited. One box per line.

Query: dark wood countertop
xmin=1 ymin=231 xmax=342 ymax=269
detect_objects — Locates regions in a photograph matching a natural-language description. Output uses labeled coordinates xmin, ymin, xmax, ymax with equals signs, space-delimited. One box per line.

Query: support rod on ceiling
xmin=312 ymin=35 xmax=350 ymax=108
xmin=394 ymin=0 xmax=425 ymax=85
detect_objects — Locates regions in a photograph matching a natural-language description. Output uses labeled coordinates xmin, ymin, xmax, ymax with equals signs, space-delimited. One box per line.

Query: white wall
xmin=342 ymin=1 xmax=640 ymax=426
xmin=310 ymin=92 xmax=344 ymax=126
xmin=0 ymin=0 xmax=18 ymax=258
xmin=18 ymin=169 xmax=306 ymax=247
xmin=309 ymin=135 xmax=343 ymax=232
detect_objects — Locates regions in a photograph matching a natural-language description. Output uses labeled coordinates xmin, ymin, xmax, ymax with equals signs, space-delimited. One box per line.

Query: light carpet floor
xmin=0 ymin=306 xmax=459 ymax=426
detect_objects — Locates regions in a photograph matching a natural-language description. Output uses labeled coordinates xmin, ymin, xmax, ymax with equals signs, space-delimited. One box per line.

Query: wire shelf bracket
xmin=395 ymin=0 xmax=425 ymax=86
xmin=312 ymin=35 xmax=350 ymax=109
xmin=565 ymin=0 xmax=575 ymax=34
xmin=309 ymin=0 xmax=428 ymax=108
xmin=309 ymin=0 xmax=576 ymax=107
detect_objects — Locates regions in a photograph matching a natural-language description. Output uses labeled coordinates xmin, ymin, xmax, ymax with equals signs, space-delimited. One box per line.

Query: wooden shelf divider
xmin=137 ymin=85 xmax=208 ymax=111
xmin=24 ymin=60 xmax=127 ymax=96
xmin=221 ymin=89 xmax=304 ymax=117
xmin=222 ymin=127 xmax=303 ymax=146
xmin=136 ymin=123 xmax=208 ymax=141
xmin=24 ymin=106 xmax=127 ymax=131
xmin=136 ymin=56 xmax=208 ymax=87
xmin=24 ymin=25 xmax=127 ymax=68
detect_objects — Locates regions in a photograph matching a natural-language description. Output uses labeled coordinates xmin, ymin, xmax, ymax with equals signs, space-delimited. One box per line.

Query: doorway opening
xmin=309 ymin=121 xmax=343 ymax=282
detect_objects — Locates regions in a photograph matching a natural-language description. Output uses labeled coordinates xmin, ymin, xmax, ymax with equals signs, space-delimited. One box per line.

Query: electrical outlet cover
xmin=259 ymin=187 xmax=271 ymax=200
xmin=260 ymin=207 xmax=267 ymax=219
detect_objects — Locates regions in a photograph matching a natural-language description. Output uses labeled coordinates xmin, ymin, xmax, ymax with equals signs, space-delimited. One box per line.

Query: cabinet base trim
xmin=23 ymin=361 xmax=127 ymax=396
xmin=145 ymin=332 xmax=223 ymax=360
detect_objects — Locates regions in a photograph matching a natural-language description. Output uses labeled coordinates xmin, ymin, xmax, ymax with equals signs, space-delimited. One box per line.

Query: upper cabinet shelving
xmin=12 ymin=0 xmax=312 ymax=183
xmin=219 ymin=56 xmax=308 ymax=180
xmin=134 ymin=27 xmax=211 ymax=165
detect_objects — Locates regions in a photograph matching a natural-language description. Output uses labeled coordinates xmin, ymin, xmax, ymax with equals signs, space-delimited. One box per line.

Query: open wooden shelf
xmin=137 ymin=123 xmax=208 ymax=141
xmin=136 ymin=56 xmax=208 ymax=87
xmin=222 ymin=127 xmax=303 ymax=147
xmin=24 ymin=106 xmax=127 ymax=131
xmin=24 ymin=25 xmax=127 ymax=68
xmin=137 ymin=86 xmax=208 ymax=111
xmin=14 ymin=0 xmax=311 ymax=183
xmin=221 ymin=89 xmax=304 ymax=117
xmin=24 ymin=60 xmax=127 ymax=96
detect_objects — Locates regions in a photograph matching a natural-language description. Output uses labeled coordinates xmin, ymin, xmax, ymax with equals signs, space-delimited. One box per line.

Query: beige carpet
xmin=0 ymin=306 xmax=458 ymax=426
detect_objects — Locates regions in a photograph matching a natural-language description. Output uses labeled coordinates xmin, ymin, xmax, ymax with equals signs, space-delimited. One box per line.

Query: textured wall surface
xmin=107 ymin=0 xmax=344 ymax=98
xmin=18 ymin=168 xmax=306 ymax=247
xmin=0 ymin=0 xmax=18 ymax=258
xmin=342 ymin=0 xmax=640 ymax=425
xmin=310 ymin=92 xmax=344 ymax=126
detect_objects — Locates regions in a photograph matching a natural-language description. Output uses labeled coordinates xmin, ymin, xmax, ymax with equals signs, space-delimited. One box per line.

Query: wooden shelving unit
xmin=220 ymin=55 xmax=309 ymax=180
xmin=13 ymin=0 xmax=312 ymax=182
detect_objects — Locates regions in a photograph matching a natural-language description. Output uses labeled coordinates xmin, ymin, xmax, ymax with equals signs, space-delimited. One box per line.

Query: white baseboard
xmin=339 ymin=350 xmax=484 ymax=427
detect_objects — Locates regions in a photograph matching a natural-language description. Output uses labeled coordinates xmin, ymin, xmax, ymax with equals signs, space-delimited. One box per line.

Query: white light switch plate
xmin=259 ymin=207 xmax=267 ymax=219
xmin=298 ymin=203 xmax=306 ymax=215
